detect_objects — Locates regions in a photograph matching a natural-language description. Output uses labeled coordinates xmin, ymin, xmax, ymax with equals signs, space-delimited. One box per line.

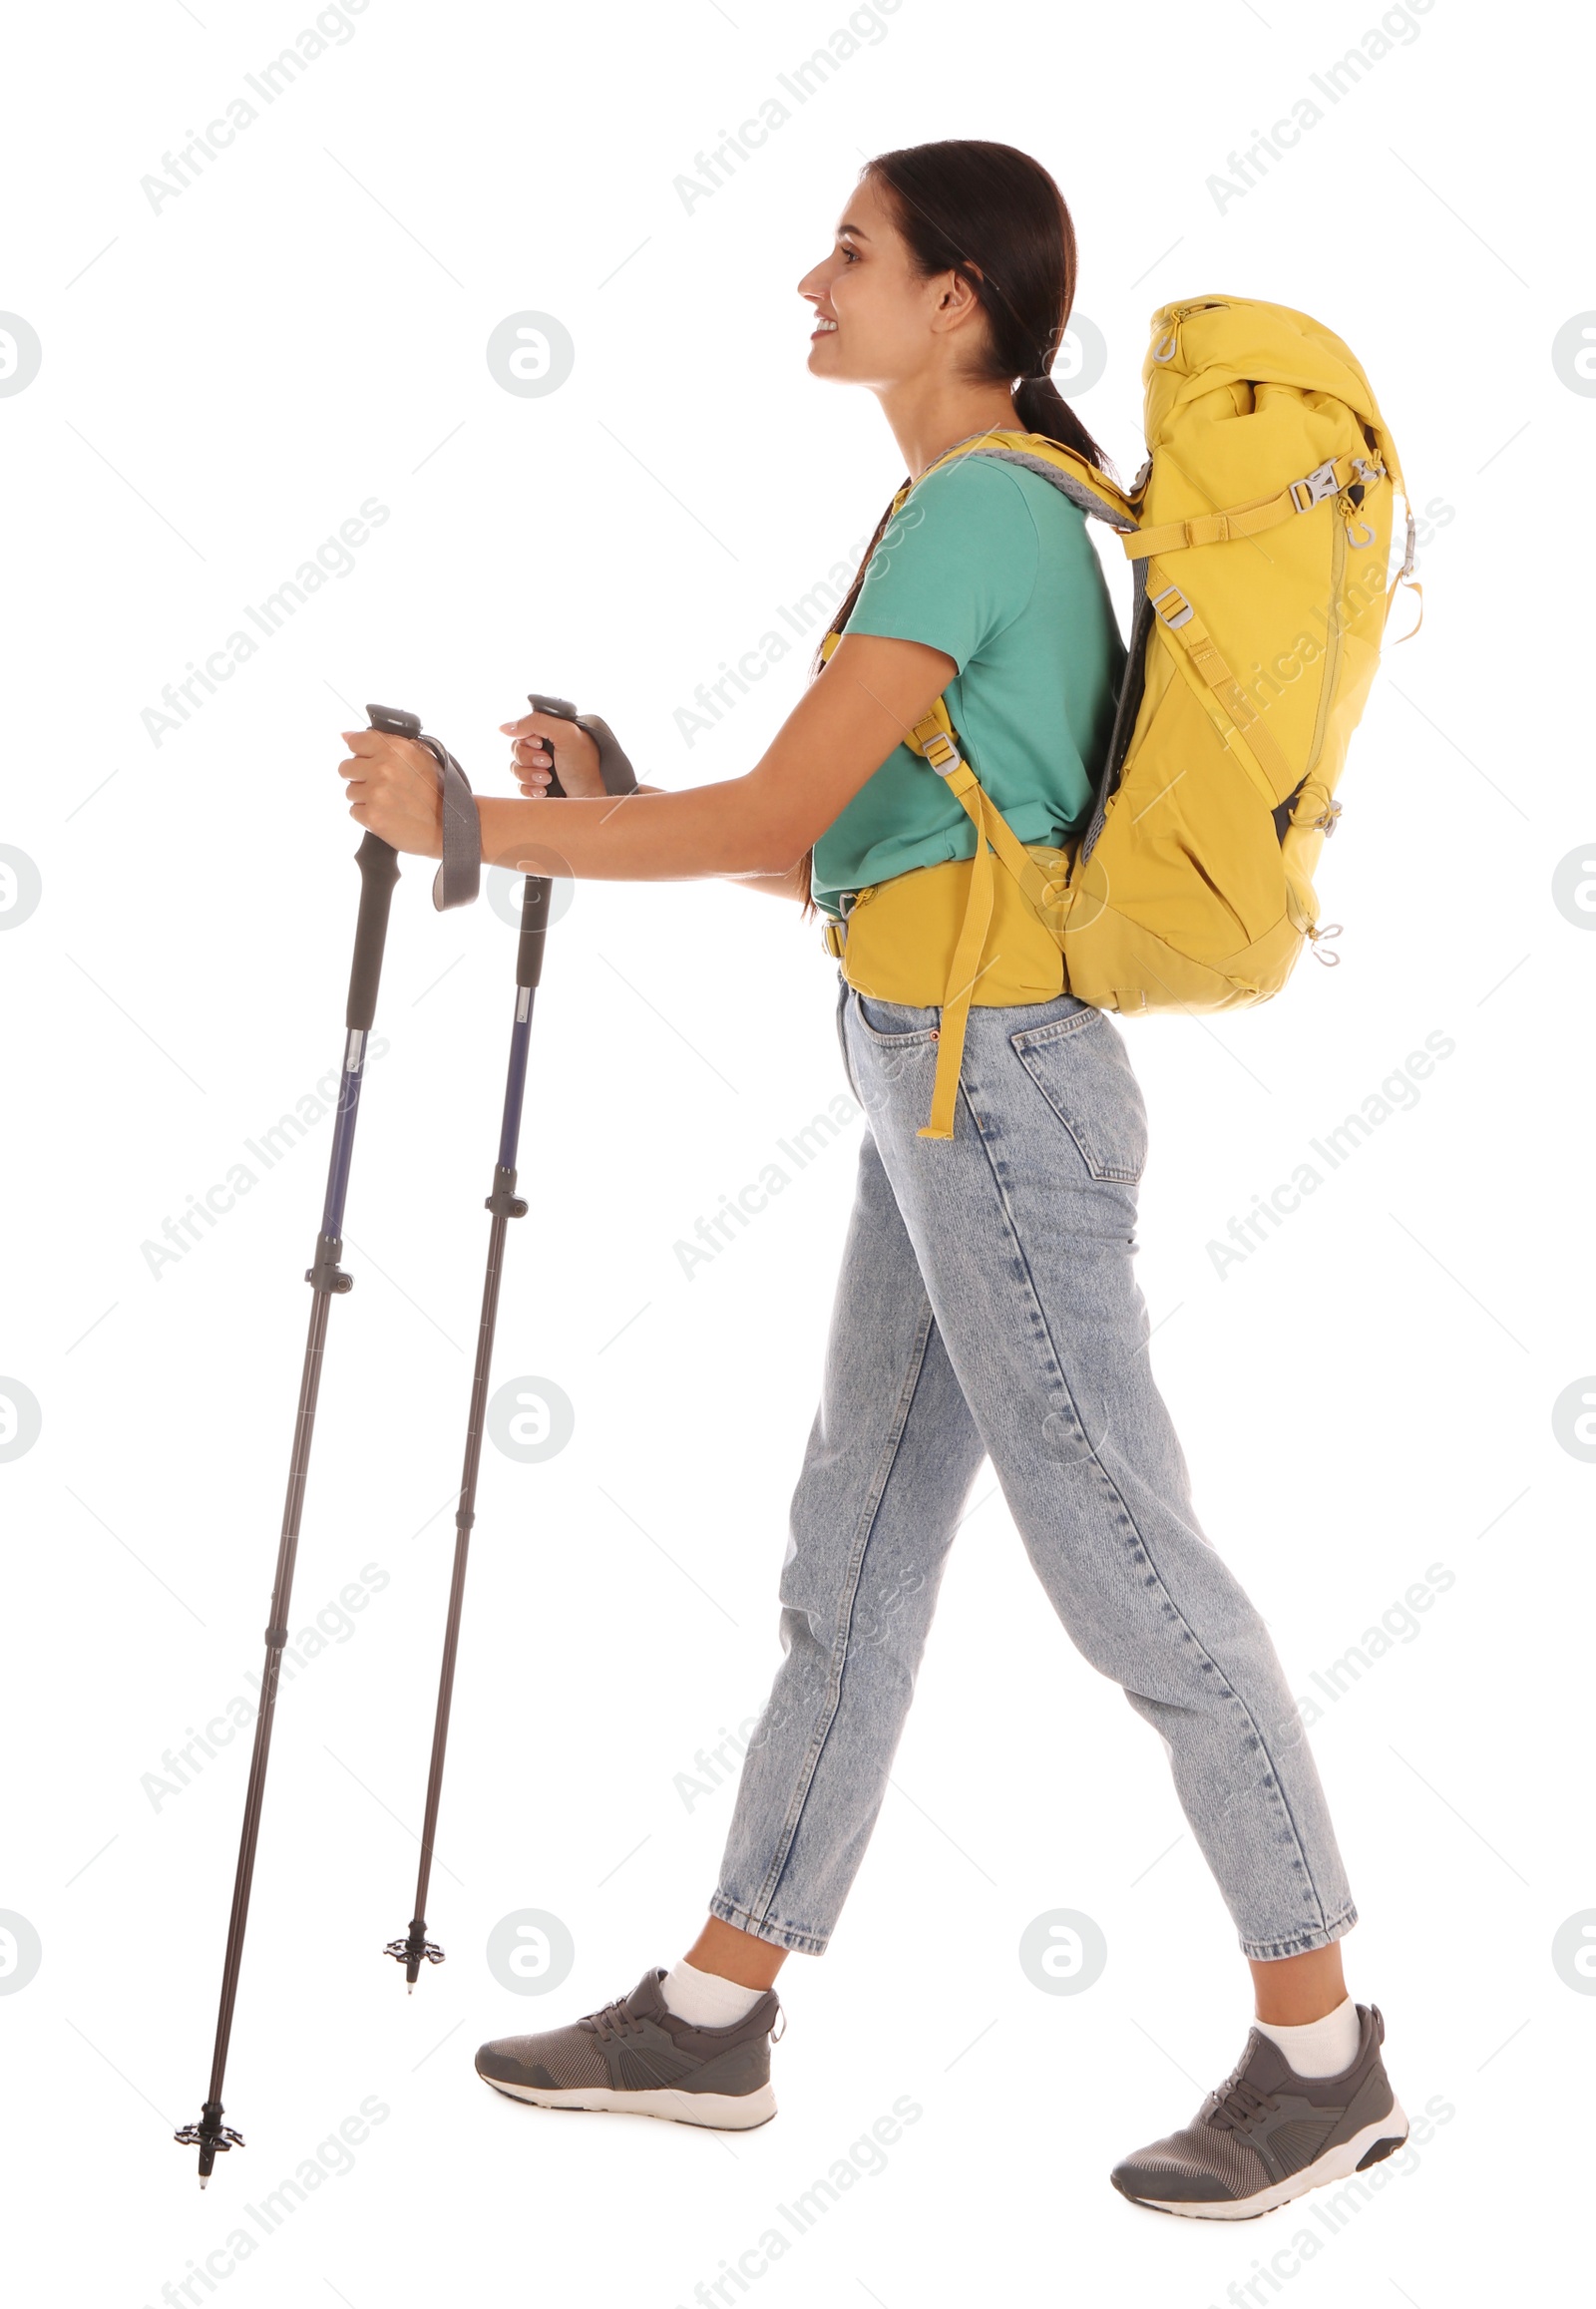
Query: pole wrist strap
xmin=417 ymin=735 xmax=482 ymax=911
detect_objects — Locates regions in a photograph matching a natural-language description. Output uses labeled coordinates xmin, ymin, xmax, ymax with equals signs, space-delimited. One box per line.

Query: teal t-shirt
xmin=811 ymin=452 xmax=1125 ymax=922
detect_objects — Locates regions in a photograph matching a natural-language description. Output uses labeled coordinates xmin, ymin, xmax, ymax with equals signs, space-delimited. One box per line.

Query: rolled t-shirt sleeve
xmin=841 ymin=455 xmax=1040 ymax=670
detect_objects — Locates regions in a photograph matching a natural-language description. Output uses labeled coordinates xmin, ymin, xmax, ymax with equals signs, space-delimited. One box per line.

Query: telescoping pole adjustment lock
xmin=305 ymin=1232 xmax=353 ymax=1294
xmin=485 ymin=1164 xmax=528 ymax=1220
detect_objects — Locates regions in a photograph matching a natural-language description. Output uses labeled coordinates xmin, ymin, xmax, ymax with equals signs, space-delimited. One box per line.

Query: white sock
xmin=1254 ymin=1995 xmax=1361 ymax=2078
xmin=660 ymin=1957 xmax=765 ymax=2030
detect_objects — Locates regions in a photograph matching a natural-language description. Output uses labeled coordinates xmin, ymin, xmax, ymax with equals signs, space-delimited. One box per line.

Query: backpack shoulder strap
xmin=943 ymin=430 xmax=1138 ymax=533
xmin=817 ymin=435 xmax=1122 ymax=1134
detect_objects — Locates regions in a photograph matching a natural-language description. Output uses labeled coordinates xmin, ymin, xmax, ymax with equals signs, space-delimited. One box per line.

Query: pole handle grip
xmin=514 ymin=693 xmax=576 ymax=988
xmin=346 ymin=706 xmax=412 ymax=1030
xmin=527 ymin=691 xmax=638 ymax=797
xmin=516 ymin=686 xmax=639 ymax=987
xmin=526 ymin=691 xmax=574 ymax=800
xmin=516 ymin=872 xmax=554 ymax=990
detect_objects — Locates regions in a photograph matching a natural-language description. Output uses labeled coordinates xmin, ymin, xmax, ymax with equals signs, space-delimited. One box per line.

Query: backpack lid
xmin=1144 ymin=296 xmax=1405 ymax=498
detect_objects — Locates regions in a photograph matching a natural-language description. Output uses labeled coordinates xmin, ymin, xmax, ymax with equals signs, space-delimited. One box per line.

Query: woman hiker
xmin=337 ymin=139 xmax=1407 ymax=2219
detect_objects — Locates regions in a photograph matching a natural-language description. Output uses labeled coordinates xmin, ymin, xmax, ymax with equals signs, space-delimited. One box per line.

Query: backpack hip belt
xmin=826 ymin=833 xmax=1075 ymax=1005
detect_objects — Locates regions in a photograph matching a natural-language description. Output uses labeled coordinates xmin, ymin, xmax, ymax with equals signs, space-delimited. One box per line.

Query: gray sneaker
xmin=475 ymin=1967 xmax=781 ymax=2130
xmin=1111 ymin=2003 xmax=1408 ymax=2219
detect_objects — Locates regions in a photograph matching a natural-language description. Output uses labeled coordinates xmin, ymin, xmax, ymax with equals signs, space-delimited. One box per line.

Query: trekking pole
xmin=386 ymin=691 xmax=637 ymax=1988
xmin=179 ymin=705 xmax=481 ymax=2183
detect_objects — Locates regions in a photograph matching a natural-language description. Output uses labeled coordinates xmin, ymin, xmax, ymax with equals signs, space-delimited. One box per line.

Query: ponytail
xmin=1013 ymin=373 xmax=1111 ymax=473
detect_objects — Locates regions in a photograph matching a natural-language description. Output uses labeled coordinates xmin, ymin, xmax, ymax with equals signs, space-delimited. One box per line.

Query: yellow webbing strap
xmin=1122 ymin=455 xmax=1361 ymax=560
xmin=922 ymin=767 xmax=996 ymax=1139
xmin=907 ymin=704 xmax=1070 ymax=1139
xmin=1143 ymin=560 xmax=1294 ymax=811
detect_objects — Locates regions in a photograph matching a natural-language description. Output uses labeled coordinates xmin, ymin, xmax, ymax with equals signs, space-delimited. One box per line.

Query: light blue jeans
xmin=710 ymin=977 xmax=1356 ymax=1963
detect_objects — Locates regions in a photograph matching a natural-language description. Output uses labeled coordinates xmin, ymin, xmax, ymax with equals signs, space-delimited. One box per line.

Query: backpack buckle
xmin=921 ymin=730 xmax=963 ymax=776
xmin=1151 ymin=583 xmax=1194 ymax=629
xmin=823 ymin=891 xmax=861 ymax=956
xmin=1290 ymin=459 xmax=1342 ymax=513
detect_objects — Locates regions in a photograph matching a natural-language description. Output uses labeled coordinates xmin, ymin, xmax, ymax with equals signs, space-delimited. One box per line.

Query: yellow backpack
xmin=823 ymin=294 xmax=1421 ymax=1139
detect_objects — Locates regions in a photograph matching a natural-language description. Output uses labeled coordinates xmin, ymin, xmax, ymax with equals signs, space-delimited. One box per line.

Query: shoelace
xmin=1209 ymin=2072 xmax=1281 ymax=2131
xmin=579 ymin=1984 xmax=785 ymax=2045
xmin=581 ymin=1996 xmax=644 ymax=2045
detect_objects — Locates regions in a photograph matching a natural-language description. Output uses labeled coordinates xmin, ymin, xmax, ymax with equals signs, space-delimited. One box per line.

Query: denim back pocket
xmin=1009 ymin=1007 xmax=1149 ymax=1183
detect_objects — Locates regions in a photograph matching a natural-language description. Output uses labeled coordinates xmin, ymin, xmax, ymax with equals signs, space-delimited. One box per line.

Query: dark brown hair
xmin=797 ymin=141 xmax=1111 ymax=917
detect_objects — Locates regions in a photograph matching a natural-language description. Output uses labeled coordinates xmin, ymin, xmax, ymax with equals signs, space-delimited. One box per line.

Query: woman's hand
xmin=338 ymin=728 xmax=444 ymax=857
xmin=500 ymin=708 xmax=604 ymax=799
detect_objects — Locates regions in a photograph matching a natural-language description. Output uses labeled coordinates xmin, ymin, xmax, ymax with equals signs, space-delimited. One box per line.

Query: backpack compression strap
xmin=1125 ymin=450 xmax=1422 ymax=638
xmin=1140 ymin=564 xmax=1292 ymax=814
xmin=1121 ymin=452 xmax=1371 ymax=559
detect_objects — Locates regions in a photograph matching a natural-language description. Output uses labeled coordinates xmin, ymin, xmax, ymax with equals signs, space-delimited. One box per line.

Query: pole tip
xmin=199 ymin=2177 xmax=208 ymax=2191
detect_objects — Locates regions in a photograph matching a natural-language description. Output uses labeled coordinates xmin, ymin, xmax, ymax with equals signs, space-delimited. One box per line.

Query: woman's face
xmin=799 ymin=173 xmax=974 ymax=390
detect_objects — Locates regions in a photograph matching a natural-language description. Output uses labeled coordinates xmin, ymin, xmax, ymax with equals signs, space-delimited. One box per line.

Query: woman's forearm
xmin=477 ymin=775 xmax=796 ymax=884
xmin=609 ymin=787 xmax=809 ymax=898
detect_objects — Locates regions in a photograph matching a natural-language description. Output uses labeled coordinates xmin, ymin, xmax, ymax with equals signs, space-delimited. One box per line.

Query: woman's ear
xmin=933 ymin=264 xmax=991 ymax=349
xmin=950 ymin=264 xmax=991 ymax=324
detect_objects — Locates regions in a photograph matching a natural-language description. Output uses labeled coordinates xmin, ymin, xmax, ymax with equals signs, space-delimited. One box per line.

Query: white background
xmin=2 ymin=1 xmax=1591 ymax=2303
